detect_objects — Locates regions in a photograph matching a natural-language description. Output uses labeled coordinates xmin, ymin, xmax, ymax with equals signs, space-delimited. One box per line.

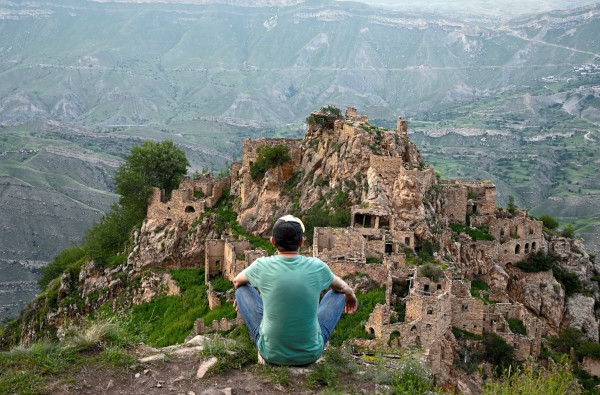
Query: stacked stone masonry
xmin=147 ymin=175 xmax=229 ymax=222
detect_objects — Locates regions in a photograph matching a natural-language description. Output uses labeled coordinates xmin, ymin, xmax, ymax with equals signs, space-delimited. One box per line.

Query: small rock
xmin=171 ymin=375 xmax=185 ymax=384
xmin=106 ymin=379 xmax=114 ymax=390
xmin=196 ymin=357 xmax=218 ymax=379
xmin=144 ymin=369 xmax=150 ymax=375
xmin=140 ymin=354 xmax=166 ymax=363
xmin=221 ymin=388 xmax=232 ymax=395
xmin=173 ymin=346 xmax=204 ymax=356
xmin=135 ymin=373 xmax=141 ymax=379
xmin=186 ymin=335 xmax=209 ymax=346
xmin=188 ymin=392 xmax=196 ymax=395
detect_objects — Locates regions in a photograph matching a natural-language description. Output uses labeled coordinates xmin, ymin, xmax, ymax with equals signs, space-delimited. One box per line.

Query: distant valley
xmin=0 ymin=0 xmax=599 ymax=320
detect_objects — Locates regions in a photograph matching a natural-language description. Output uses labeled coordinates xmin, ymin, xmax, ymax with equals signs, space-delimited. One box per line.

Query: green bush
xmin=483 ymin=333 xmax=515 ymax=371
xmin=577 ymin=342 xmax=600 ymax=360
xmin=249 ymin=144 xmax=291 ymax=180
xmin=561 ymin=224 xmax=574 ymax=238
xmin=508 ymin=195 xmax=516 ymax=214
xmin=514 ymin=250 xmax=558 ymax=272
xmin=540 ymin=215 xmax=559 ymax=230
xmin=553 ymin=267 xmax=583 ymax=295
xmin=506 ymin=318 xmax=526 ymax=335
xmin=471 ymin=280 xmax=490 ymax=291
xmin=305 ymin=105 xmax=343 ymax=129
xmin=449 ymin=223 xmax=494 ymax=241
xmin=392 ymin=356 xmax=434 ymax=394
xmin=38 ymin=246 xmax=86 ymax=290
xmin=419 ymin=263 xmax=443 ymax=282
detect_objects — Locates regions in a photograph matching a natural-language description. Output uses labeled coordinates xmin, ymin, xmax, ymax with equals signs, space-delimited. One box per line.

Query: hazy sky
xmin=351 ymin=0 xmax=599 ymax=20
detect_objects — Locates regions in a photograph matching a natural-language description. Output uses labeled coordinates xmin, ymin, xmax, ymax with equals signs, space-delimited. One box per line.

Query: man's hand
xmin=330 ymin=275 xmax=357 ymax=314
xmin=233 ymin=298 xmax=240 ymax=314
xmin=344 ymin=291 xmax=357 ymax=314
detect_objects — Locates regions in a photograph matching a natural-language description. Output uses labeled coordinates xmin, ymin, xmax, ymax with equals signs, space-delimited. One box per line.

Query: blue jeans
xmin=235 ymin=284 xmax=345 ymax=353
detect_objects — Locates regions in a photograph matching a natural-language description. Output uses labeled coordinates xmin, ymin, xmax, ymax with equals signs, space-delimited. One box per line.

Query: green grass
xmin=328 ymin=287 xmax=385 ymax=347
xmin=126 ymin=268 xmax=239 ymax=347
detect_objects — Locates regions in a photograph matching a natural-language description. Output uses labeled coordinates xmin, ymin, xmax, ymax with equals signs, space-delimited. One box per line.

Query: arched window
xmin=515 ymin=244 xmax=520 ymax=254
xmin=427 ymin=306 xmax=434 ymax=315
xmin=524 ymin=243 xmax=529 ymax=253
xmin=532 ymin=242 xmax=537 ymax=252
xmin=185 ymin=206 xmax=195 ymax=213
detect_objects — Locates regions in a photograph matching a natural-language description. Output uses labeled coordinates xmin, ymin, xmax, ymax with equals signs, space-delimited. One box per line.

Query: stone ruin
xmin=147 ymin=174 xmax=230 ymax=223
xmin=364 ymin=269 xmax=542 ymax=374
xmin=442 ymin=180 xmax=497 ymax=223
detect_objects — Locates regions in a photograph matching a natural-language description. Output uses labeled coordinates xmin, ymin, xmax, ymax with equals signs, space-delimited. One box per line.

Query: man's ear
xmin=299 ymin=237 xmax=304 ymax=247
xmin=270 ymin=237 xmax=277 ymax=248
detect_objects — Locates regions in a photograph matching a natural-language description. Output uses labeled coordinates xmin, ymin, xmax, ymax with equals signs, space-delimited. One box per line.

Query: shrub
xmin=249 ymin=144 xmax=291 ymax=180
xmin=38 ymin=246 xmax=86 ymax=290
xmin=561 ymin=224 xmax=574 ymax=238
xmin=540 ymin=215 xmax=559 ymax=230
xmin=515 ymin=250 xmax=558 ymax=272
xmin=483 ymin=333 xmax=515 ymax=371
xmin=420 ymin=263 xmax=443 ymax=282
xmin=552 ymin=267 xmax=583 ymax=295
xmin=506 ymin=318 xmax=526 ymax=335
xmin=508 ymin=195 xmax=516 ymax=214
xmin=305 ymin=105 xmax=343 ymax=130
xmin=483 ymin=356 xmax=582 ymax=395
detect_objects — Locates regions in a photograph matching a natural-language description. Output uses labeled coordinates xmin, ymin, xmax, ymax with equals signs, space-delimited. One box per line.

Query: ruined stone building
xmin=147 ymin=174 xmax=230 ymax=223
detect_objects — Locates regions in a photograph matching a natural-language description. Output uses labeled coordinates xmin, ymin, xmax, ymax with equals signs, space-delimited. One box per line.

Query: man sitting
xmin=233 ymin=215 xmax=357 ymax=366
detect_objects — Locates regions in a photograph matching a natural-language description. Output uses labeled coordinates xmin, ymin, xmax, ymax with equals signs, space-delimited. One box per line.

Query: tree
xmin=507 ymin=195 xmax=516 ymax=214
xmin=114 ymin=140 xmax=189 ymax=223
xmin=540 ymin=214 xmax=559 ymax=230
xmin=561 ymin=224 xmax=574 ymax=238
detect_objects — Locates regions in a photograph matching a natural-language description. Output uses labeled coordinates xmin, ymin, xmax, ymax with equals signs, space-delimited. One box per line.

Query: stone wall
xmin=205 ymin=238 xmax=268 ymax=283
xmin=222 ymin=239 xmax=252 ymax=281
xmin=581 ymin=357 xmax=600 ymax=377
xmin=396 ymin=117 xmax=408 ymax=137
xmin=147 ymin=186 xmax=205 ymax=222
xmin=326 ymin=262 xmax=389 ymax=285
xmin=345 ymin=107 xmax=368 ymax=123
xmin=351 ymin=206 xmax=393 ymax=230
xmin=146 ymin=175 xmax=230 ymax=223
xmin=205 ymin=239 xmax=225 ymax=283
xmin=314 ymin=227 xmax=366 ymax=262
xmin=369 ymin=155 xmax=403 ymax=179
xmin=242 ymin=138 xmax=302 ymax=168
xmin=486 ymin=216 xmax=543 ymax=264
xmin=442 ymin=180 xmax=496 ymax=223
xmin=193 ymin=316 xmax=244 ymax=335
xmin=392 ymin=230 xmax=415 ymax=249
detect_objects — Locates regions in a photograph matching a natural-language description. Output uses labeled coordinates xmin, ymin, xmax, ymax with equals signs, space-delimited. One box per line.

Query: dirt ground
xmin=45 ymin=353 xmax=380 ymax=394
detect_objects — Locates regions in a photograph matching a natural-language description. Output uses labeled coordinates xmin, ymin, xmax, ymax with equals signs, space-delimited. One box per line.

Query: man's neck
xmin=278 ymin=250 xmax=299 ymax=258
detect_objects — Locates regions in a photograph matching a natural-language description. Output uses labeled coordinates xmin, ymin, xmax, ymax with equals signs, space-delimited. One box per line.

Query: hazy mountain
xmin=0 ymin=0 xmax=599 ymax=320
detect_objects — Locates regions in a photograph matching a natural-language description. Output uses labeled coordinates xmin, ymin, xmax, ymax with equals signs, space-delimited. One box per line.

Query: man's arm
xmin=233 ymin=271 xmax=249 ymax=289
xmin=330 ymin=275 xmax=357 ymax=314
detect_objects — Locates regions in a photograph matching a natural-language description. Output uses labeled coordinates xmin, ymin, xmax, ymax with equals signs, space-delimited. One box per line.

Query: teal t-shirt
xmin=243 ymin=254 xmax=334 ymax=365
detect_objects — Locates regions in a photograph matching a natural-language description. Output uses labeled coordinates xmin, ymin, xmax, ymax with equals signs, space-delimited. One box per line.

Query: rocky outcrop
xmin=506 ymin=268 xmax=565 ymax=334
xmin=564 ymin=294 xmax=599 ymax=342
xmin=135 ymin=214 xmax=216 ymax=269
xmin=233 ymin=116 xmax=429 ymax=238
